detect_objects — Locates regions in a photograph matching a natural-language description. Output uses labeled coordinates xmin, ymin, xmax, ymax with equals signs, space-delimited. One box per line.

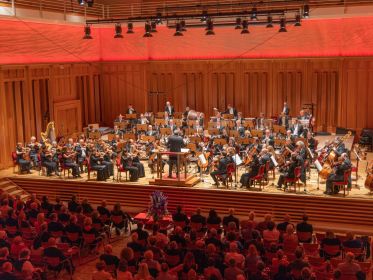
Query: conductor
xmin=167 ymin=129 xmax=184 ymax=178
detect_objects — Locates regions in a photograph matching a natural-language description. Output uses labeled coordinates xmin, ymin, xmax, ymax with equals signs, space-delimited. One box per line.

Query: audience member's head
xmin=120 ymin=247 xmax=134 ymax=261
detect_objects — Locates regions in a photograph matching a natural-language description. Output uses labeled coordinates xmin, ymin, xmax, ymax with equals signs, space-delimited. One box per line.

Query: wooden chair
xmin=116 ymin=158 xmax=129 ymax=182
xmin=284 ymin=166 xmax=302 ymax=192
xmin=250 ymin=165 xmax=266 ymax=190
xmin=332 ymin=169 xmax=351 ymax=196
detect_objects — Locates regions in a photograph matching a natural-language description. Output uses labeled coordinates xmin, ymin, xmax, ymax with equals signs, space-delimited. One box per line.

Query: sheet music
xmin=233 ymin=154 xmax=243 ymax=165
xmin=198 ymin=154 xmax=207 ymax=165
xmin=181 ymin=148 xmax=190 ymax=153
xmin=314 ymin=160 xmax=323 ymax=172
xmin=271 ymin=155 xmax=278 ymax=167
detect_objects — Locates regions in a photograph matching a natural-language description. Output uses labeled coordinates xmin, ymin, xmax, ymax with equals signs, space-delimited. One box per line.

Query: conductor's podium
xmin=149 ymin=151 xmax=200 ymax=187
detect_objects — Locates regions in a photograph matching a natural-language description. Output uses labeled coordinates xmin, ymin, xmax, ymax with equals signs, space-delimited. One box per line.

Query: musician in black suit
xmin=121 ymin=151 xmax=139 ymax=181
xmin=167 ymin=129 xmax=184 ymax=178
xmin=210 ymin=152 xmax=230 ymax=187
xmin=291 ymin=119 xmax=304 ymax=137
xmin=278 ymin=112 xmax=290 ymax=129
xmin=62 ymin=147 xmax=81 ymax=178
xmin=261 ymin=129 xmax=275 ymax=147
xmin=126 ymin=104 xmax=136 ymax=114
xmin=75 ymin=139 xmax=88 ymax=173
xmin=114 ymin=114 xmax=125 ymax=123
xmin=90 ymin=150 xmax=109 ymax=181
xmin=112 ymin=125 xmax=123 ymax=136
xmin=256 ymin=112 xmax=266 ymax=130
xmin=240 ymin=153 xmax=264 ymax=188
xmin=282 ymin=102 xmax=290 ymax=116
xmin=15 ymin=143 xmax=32 ymax=173
xmin=325 ymin=153 xmax=351 ymax=195
xmin=276 ymin=153 xmax=299 ymax=190
xmin=165 ymin=101 xmax=175 ymax=117
xmin=146 ymin=125 xmax=158 ymax=137
xmin=40 ymin=146 xmax=59 ymax=176
xmin=224 ymin=104 xmax=238 ymax=118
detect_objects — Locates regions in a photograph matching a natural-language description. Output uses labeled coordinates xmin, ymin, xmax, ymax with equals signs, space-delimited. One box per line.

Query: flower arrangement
xmin=147 ymin=191 xmax=168 ymax=221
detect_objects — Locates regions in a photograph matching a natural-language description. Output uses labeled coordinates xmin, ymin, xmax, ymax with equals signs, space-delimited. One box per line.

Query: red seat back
xmin=294 ymin=166 xmax=302 ymax=178
xmin=11 ymin=152 xmax=18 ymax=164
xmin=83 ymin=233 xmax=96 ymax=244
xmin=45 ymin=256 xmax=60 ymax=268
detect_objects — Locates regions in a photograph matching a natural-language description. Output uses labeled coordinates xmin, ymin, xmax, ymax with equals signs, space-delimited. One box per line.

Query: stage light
xmin=241 ymin=20 xmax=249 ymax=34
xmin=86 ymin=0 xmax=93 ymax=7
xmin=114 ymin=23 xmax=123 ymax=38
xmin=266 ymin=15 xmax=273 ymax=28
xmin=251 ymin=7 xmax=258 ymax=21
xmin=235 ymin=18 xmax=242 ymax=29
xmin=151 ymin=21 xmax=157 ymax=32
xmin=294 ymin=14 xmax=301 ymax=26
xmin=83 ymin=24 xmax=92 ymax=39
xmin=174 ymin=22 xmax=183 ymax=36
xmin=205 ymin=18 xmax=215 ymax=35
xmin=279 ymin=17 xmax=287 ymax=32
xmin=201 ymin=10 xmax=208 ymax=22
xmin=303 ymin=4 xmax=310 ymax=18
xmin=143 ymin=22 xmax=153 ymax=37
xmin=180 ymin=20 xmax=187 ymax=31
xmin=127 ymin=22 xmax=134 ymax=34
xmin=155 ymin=12 xmax=162 ymax=24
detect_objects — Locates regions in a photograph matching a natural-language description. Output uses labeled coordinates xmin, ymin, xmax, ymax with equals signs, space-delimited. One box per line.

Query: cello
xmin=364 ymin=161 xmax=373 ymax=191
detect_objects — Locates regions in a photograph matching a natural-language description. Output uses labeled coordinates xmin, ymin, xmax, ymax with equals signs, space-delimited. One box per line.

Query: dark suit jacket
xmin=165 ymin=105 xmax=175 ymax=116
xmin=167 ymin=135 xmax=184 ymax=159
xmin=224 ymin=108 xmax=238 ymax=118
xmin=291 ymin=124 xmax=304 ymax=137
xmin=283 ymin=106 xmax=290 ymax=115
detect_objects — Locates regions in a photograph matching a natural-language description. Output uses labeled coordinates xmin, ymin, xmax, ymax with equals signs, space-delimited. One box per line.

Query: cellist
xmin=324 ymin=153 xmax=351 ymax=195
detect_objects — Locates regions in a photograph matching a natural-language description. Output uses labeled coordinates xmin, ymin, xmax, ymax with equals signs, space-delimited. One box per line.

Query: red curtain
xmin=1 ymin=16 xmax=373 ymax=64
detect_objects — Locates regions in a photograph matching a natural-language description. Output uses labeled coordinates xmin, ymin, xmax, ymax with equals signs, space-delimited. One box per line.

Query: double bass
xmin=365 ymin=161 xmax=373 ymax=191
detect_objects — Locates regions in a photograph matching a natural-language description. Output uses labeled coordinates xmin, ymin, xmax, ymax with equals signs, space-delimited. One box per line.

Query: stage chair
xmin=215 ymin=163 xmax=235 ymax=188
xmin=249 ymin=165 xmax=266 ymax=191
xmin=58 ymin=155 xmax=72 ymax=179
xmin=302 ymin=243 xmax=319 ymax=256
xmin=332 ymin=169 xmax=351 ymax=197
xmin=116 ymin=158 xmax=129 ymax=182
xmin=284 ymin=166 xmax=302 ymax=193
xmin=308 ymin=256 xmax=324 ymax=268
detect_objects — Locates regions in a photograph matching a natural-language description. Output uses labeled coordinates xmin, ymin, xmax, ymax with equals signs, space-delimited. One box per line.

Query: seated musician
xmin=138 ymin=114 xmax=149 ymax=125
xmin=62 ymin=146 xmax=81 ymax=178
xmin=236 ymin=112 xmax=244 ymax=124
xmin=278 ymin=112 xmax=290 ymax=129
xmin=168 ymin=119 xmax=177 ymax=134
xmin=146 ymin=125 xmax=157 ymax=137
xmin=27 ymin=136 xmax=41 ymax=168
xmin=128 ymin=150 xmax=145 ymax=178
xmin=90 ymin=150 xmax=109 ymax=181
xmin=183 ymin=106 xmax=190 ymax=119
xmin=325 ymin=153 xmax=351 ymax=195
xmin=276 ymin=153 xmax=299 ymax=190
xmin=306 ymin=132 xmax=316 ymax=153
xmin=112 ymin=125 xmax=123 ymax=136
xmin=102 ymin=148 xmax=115 ymax=178
xmin=256 ymin=112 xmax=265 ymax=130
xmin=75 ymin=139 xmax=88 ymax=173
xmin=261 ymin=129 xmax=274 ymax=147
xmin=210 ymin=151 xmax=231 ymax=187
xmin=126 ymin=104 xmax=136 ymax=114
xmin=197 ymin=112 xmax=205 ymax=127
xmin=121 ymin=151 xmax=139 ymax=181
xmin=40 ymin=146 xmax=59 ymax=176
xmin=235 ymin=120 xmax=245 ymax=137
xmin=15 ymin=143 xmax=32 ymax=173
xmin=115 ymin=114 xmax=125 ymax=123
xmin=240 ymin=153 xmax=260 ymax=188
xmin=298 ymin=109 xmax=310 ymax=120
xmin=290 ymin=119 xmax=304 ymax=137
xmin=224 ymin=104 xmax=238 ymax=118
xmin=249 ymin=138 xmax=262 ymax=153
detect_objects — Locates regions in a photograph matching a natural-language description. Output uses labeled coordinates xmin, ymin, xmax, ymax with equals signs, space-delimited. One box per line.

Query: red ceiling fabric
xmin=1 ymin=16 xmax=373 ymax=64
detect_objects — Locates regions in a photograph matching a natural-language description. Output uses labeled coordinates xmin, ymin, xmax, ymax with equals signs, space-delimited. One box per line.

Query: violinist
xmin=121 ymin=151 xmax=139 ymax=181
xmin=126 ymin=104 xmax=136 ymax=114
xmin=101 ymin=148 xmax=115 ymax=178
xmin=235 ymin=119 xmax=245 ymax=137
xmin=249 ymin=138 xmax=262 ymax=153
xmin=15 ymin=142 xmax=31 ymax=173
xmin=261 ymin=129 xmax=275 ymax=147
xmin=40 ymin=146 xmax=59 ymax=176
xmin=240 ymin=153 xmax=261 ymax=188
xmin=290 ymin=119 xmax=304 ymax=137
xmin=114 ymin=114 xmax=125 ymax=123
xmin=306 ymin=132 xmax=317 ymax=153
xmin=324 ymin=153 xmax=351 ymax=195
xmin=90 ymin=149 xmax=109 ymax=181
xmin=27 ymin=136 xmax=41 ymax=167
xmin=146 ymin=125 xmax=158 ymax=137
xmin=75 ymin=139 xmax=88 ymax=173
xmin=210 ymin=151 xmax=231 ymax=187
xmin=112 ymin=125 xmax=123 ymax=136
xmin=276 ymin=153 xmax=299 ymax=191
xmin=224 ymin=104 xmax=238 ymax=118
xmin=138 ymin=114 xmax=149 ymax=125
xmin=62 ymin=146 xmax=81 ymax=178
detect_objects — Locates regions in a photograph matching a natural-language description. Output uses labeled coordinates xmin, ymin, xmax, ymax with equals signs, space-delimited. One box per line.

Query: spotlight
xmin=303 ymin=4 xmax=310 ymax=18
xmin=241 ymin=20 xmax=249 ymax=34
xmin=174 ymin=22 xmax=183 ymax=36
xmin=83 ymin=24 xmax=92 ymax=39
xmin=205 ymin=18 xmax=215 ymax=35
xmin=151 ymin=21 xmax=157 ymax=32
xmin=180 ymin=20 xmax=187 ymax=31
xmin=86 ymin=0 xmax=93 ymax=7
xmin=78 ymin=0 xmax=84 ymax=5
xmin=114 ymin=23 xmax=123 ymax=38
xmin=295 ymin=14 xmax=301 ymax=26
xmin=235 ymin=18 xmax=242 ymax=29
xmin=266 ymin=15 xmax=273 ymax=28
xmin=201 ymin=10 xmax=208 ymax=22
xmin=155 ymin=12 xmax=162 ymax=24
xmin=251 ymin=7 xmax=258 ymax=21
xmin=279 ymin=17 xmax=287 ymax=32
xmin=127 ymin=22 xmax=134 ymax=34
xmin=143 ymin=22 xmax=153 ymax=37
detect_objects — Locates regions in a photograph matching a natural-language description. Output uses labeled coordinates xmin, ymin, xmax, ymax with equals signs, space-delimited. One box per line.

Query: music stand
xmin=184 ymin=128 xmax=196 ymax=136
xmin=89 ymin=131 xmax=101 ymax=140
xmin=160 ymin=128 xmax=172 ymax=136
xmin=229 ymin=130 xmax=239 ymax=137
xmin=125 ymin=114 xmax=137 ymax=120
xmin=187 ymin=120 xmax=195 ymax=127
xmin=141 ymin=135 xmax=155 ymax=143
xmin=155 ymin=119 xmax=166 ymax=126
xmin=157 ymin=112 xmax=165 ymax=118
xmin=114 ymin=122 xmax=128 ymax=131
xmin=208 ymin=122 xmax=218 ymax=129
xmin=189 ymin=136 xmax=202 ymax=143
xmin=136 ymin=124 xmax=148 ymax=132
xmin=222 ymin=114 xmax=234 ymax=119
xmin=236 ymin=138 xmax=250 ymax=146
xmin=173 ymin=112 xmax=183 ymax=119
xmin=214 ymin=138 xmax=227 ymax=146
xmin=107 ymin=134 xmax=116 ymax=141
xmin=187 ymin=143 xmax=197 ymax=152
xmin=123 ymin=133 xmax=136 ymax=141
xmin=232 ymin=154 xmax=243 ymax=187
xmin=174 ymin=119 xmax=183 ymax=127
xmin=251 ymin=130 xmax=263 ymax=138
xmin=243 ymin=119 xmax=255 ymax=129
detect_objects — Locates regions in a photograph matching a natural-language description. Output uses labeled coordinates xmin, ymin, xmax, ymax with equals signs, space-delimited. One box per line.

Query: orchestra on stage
xmin=12 ymin=101 xmax=371 ymax=196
